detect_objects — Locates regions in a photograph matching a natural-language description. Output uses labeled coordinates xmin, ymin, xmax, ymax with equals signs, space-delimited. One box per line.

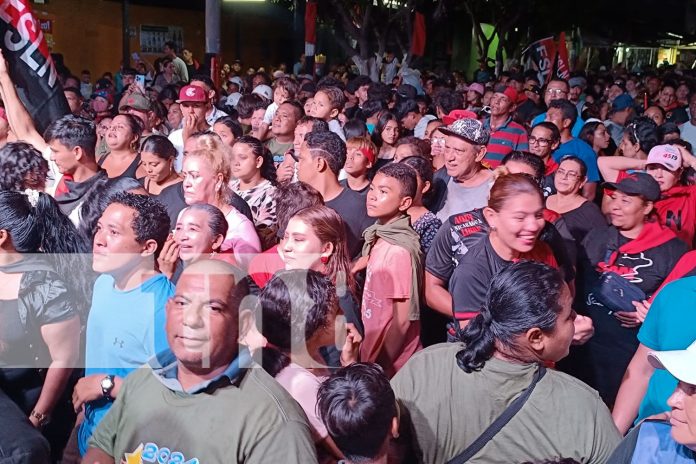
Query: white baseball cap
xmin=648 ymin=340 xmax=696 ymax=385
xmin=252 ymin=84 xmax=273 ymax=101
xmin=646 ymin=144 xmax=682 ymax=172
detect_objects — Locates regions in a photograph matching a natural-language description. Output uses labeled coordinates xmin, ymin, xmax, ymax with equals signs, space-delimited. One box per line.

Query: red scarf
xmin=544 ymin=157 xmax=559 ymax=177
xmin=598 ymin=220 xmax=677 ymax=271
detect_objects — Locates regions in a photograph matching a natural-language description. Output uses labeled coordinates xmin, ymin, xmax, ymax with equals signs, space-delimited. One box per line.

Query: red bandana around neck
xmin=598 ymin=220 xmax=676 ymax=270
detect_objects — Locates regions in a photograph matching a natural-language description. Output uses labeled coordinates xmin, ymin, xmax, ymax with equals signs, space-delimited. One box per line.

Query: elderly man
xmin=82 ymin=260 xmax=318 ymax=464
xmin=429 ymin=118 xmax=493 ymax=223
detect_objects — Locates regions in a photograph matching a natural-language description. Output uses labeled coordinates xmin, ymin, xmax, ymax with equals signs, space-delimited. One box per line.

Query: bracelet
xmin=30 ymin=409 xmax=50 ymax=427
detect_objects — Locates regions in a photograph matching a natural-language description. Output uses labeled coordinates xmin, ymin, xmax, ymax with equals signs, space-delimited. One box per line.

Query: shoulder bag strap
xmin=446 ymin=365 xmax=547 ymax=464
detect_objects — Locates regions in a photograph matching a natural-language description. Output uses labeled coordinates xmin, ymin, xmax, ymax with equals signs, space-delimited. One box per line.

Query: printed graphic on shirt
xmin=122 ymin=442 xmax=199 ymax=464
xmin=447 ymin=210 xmax=486 ymax=266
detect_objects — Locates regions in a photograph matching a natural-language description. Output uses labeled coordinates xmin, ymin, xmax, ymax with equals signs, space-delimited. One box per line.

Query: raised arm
xmin=0 ymin=49 xmax=48 ymax=151
xmin=597 ymin=156 xmax=646 ymax=183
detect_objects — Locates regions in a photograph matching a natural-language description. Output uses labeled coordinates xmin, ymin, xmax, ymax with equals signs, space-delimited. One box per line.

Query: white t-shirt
xmin=680 ymin=121 xmax=696 ymax=149
xmin=41 ymin=145 xmax=60 ymax=196
xmin=168 ymin=129 xmax=185 ymax=173
xmin=328 ymin=119 xmax=346 ymax=142
xmin=262 ymin=102 xmax=279 ymax=125
xmin=206 ymin=106 xmax=228 ymax=127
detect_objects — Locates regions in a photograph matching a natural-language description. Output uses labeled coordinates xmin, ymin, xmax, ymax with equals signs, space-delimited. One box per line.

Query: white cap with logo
xmin=646 ymin=144 xmax=682 ymax=172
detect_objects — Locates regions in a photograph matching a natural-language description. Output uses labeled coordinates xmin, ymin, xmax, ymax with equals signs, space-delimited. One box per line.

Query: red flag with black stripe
xmin=0 ymin=1 xmax=69 ymax=133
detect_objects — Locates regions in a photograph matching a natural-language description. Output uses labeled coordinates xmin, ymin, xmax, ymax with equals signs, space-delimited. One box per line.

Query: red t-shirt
xmin=247 ymin=244 xmax=285 ymax=288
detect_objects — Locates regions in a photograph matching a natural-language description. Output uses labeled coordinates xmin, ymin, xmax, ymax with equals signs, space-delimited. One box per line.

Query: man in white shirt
xmin=190 ymin=74 xmax=228 ymax=126
xmin=168 ymin=85 xmax=211 ymax=172
xmin=680 ymin=93 xmax=696 ymax=148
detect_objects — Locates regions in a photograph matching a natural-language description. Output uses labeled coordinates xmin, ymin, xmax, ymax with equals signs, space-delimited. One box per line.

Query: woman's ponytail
xmin=456 ymin=310 xmax=496 ymax=373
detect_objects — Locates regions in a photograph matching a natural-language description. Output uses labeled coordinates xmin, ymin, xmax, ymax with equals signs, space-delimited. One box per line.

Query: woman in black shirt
xmin=560 ymin=172 xmax=687 ymax=406
xmin=547 ymin=156 xmax=608 ymax=244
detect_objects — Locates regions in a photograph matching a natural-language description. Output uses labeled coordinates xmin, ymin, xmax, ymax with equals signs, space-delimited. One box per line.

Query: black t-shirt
xmin=449 ymin=234 xmax=509 ymax=320
xmin=426 ymin=209 xmax=487 ymax=282
xmin=666 ymin=106 xmax=689 ymax=125
xmin=339 ymin=179 xmax=369 ymax=197
xmin=562 ymin=201 xmax=608 ymax=245
xmin=426 ymin=208 xmax=574 ymax=283
xmin=564 ymin=225 xmax=688 ymax=405
xmin=325 ymin=187 xmax=374 ymax=259
xmin=156 ymin=183 xmax=254 ymax=230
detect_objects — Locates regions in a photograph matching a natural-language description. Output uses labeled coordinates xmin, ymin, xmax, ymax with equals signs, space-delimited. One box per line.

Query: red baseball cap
xmin=494 ymin=84 xmax=518 ymax=103
xmin=442 ymin=109 xmax=478 ymax=126
xmin=177 ymin=85 xmax=208 ymax=104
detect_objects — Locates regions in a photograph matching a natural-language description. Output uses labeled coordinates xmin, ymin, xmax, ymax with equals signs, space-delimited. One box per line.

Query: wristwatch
xmin=30 ymin=409 xmax=50 ymax=427
xmin=101 ymin=375 xmax=115 ymax=399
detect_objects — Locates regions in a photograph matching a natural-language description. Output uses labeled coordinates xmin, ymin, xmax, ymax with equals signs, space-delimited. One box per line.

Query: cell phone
xmin=132 ymin=52 xmax=140 ymax=62
xmin=135 ymin=75 xmax=145 ymax=91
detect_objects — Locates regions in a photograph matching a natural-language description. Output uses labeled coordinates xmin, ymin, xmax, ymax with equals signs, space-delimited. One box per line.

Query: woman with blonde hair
xmin=181 ymin=134 xmax=260 ymax=268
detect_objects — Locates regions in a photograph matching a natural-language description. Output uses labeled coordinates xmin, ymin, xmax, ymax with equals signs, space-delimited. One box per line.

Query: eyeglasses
xmin=545 ymin=89 xmax=567 ymax=96
xmin=529 ymin=136 xmax=552 ymax=146
xmin=556 ymin=168 xmax=581 ymax=179
xmin=431 ymin=137 xmax=446 ymax=147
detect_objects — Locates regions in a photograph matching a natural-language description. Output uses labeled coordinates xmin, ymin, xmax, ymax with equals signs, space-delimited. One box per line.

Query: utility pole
xmin=206 ymin=0 xmax=221 ymax=55
xmin=205 ymin=0 xmax=222 ymax=86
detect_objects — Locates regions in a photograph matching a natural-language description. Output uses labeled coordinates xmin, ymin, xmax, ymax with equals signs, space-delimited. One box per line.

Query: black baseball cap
xmin=605 ymin=172 xmax=660 ymax=202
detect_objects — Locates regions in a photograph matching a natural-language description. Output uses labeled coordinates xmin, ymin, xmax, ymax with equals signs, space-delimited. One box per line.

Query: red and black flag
xmin=523 ymin=36 xmax=556 ymax=85
xmin=0 ymin=1 xmax=69 ymax=133
xmin=555 ymin=31 xmax=571 ymax=80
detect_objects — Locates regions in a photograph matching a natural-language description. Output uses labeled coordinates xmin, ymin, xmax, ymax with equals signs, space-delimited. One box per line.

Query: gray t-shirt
xmin=435 ymin=177 xmax=492 ymax=223
xmin=392 ymin=343 xmax=621 ymax=464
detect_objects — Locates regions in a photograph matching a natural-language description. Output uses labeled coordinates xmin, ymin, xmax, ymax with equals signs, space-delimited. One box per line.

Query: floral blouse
xmin=413 ymin=211 xmax=442 ymax=254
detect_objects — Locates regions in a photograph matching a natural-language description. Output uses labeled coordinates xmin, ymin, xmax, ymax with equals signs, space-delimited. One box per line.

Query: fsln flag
xmin=523 ymin=36 xmax=556 ymax=86
xmin=556 ymin=31 xmax=571 ymax=80
xmin=0 ymin=0 xmax=69 ymax=133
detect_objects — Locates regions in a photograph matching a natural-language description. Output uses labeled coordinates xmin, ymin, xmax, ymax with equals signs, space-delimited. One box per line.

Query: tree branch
xmin=330 ymin=0 xmax=361 ymax=42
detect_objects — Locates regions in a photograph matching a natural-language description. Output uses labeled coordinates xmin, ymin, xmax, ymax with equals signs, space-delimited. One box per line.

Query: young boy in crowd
xmin=317 ymin=363 xmax=400 ymax=464
xmin=342 ymin=136 xmax=376 ymax=196
xmin=360 ymin=163 xmax=423 ymax=377
xmin=311 ymin=86 xmax=347 ymax=142
xmin=257 ymin=77 xmax=298 ymax=141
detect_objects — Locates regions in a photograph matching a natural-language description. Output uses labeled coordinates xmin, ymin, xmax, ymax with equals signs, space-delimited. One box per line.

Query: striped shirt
xmin=483 ymin=116 xmax=529 ymax=168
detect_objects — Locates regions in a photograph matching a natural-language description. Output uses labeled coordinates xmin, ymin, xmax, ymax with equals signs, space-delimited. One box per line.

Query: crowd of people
xmin=0 ymin=38 xmax=696 ymax=463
